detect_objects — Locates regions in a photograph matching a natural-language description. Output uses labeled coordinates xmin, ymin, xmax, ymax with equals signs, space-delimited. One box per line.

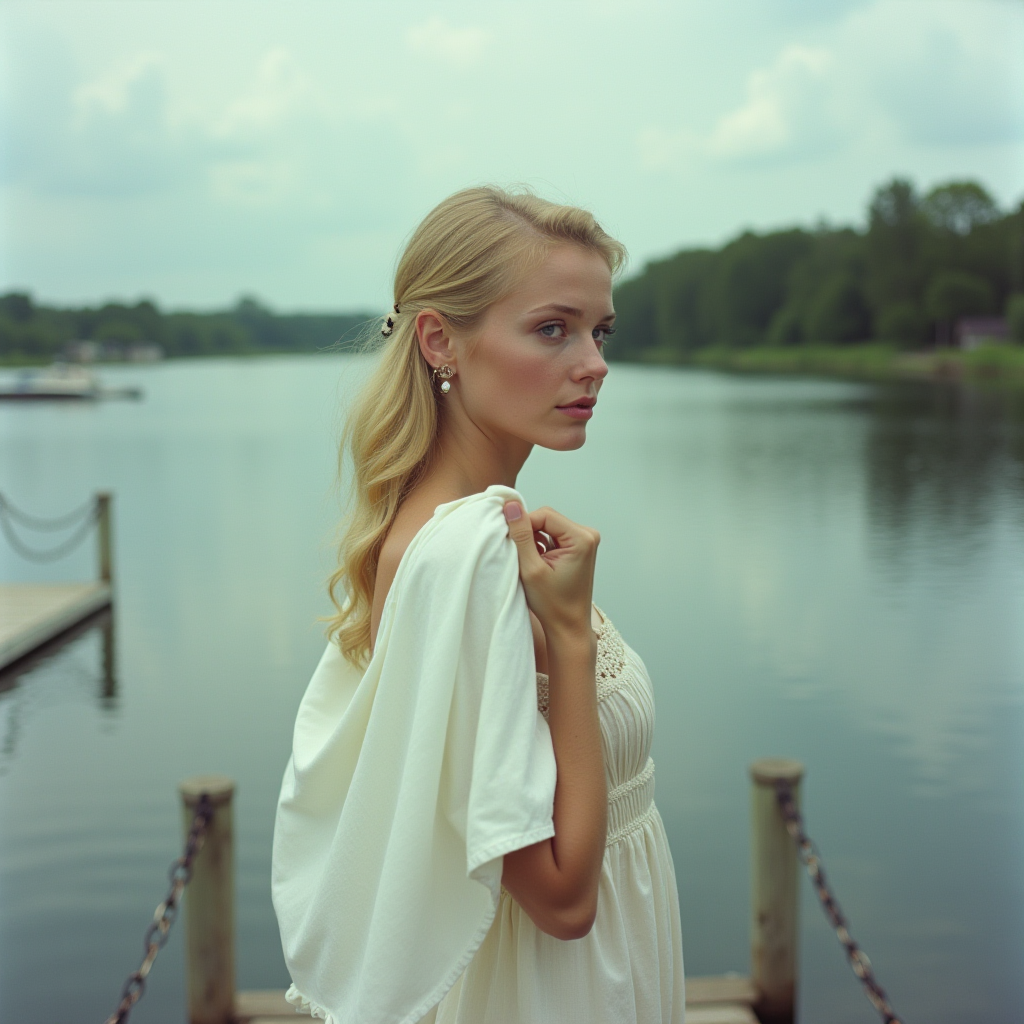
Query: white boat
xmin=0 ymin=364 xmax=141 ymax=401
xmin=0 ymin=364 xmax=99 ymax=400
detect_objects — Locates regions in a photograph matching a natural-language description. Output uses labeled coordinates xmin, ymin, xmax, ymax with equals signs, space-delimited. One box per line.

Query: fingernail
xmin=503 ymin=501 xmax=522 ymax=522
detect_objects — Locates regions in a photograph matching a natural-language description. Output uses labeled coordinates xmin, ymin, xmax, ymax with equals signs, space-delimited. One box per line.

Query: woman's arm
xmin=499 ymin=503 xmax=607 ymax=940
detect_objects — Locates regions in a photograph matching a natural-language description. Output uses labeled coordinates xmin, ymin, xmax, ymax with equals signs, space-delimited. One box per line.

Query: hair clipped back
xmin=327 ymin=186 xmax=626 ymax=665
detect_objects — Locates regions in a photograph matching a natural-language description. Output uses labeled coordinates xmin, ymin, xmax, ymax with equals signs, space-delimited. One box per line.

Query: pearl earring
xmin=433 ymin=364 xmax=455 ymax=394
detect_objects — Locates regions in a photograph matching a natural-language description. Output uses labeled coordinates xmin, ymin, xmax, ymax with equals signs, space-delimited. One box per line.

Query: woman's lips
xmin=555 ymin=403 xmax=594 ymax=420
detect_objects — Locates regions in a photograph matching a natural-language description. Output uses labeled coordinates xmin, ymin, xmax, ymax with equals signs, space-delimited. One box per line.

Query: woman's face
xmin=452 ymin=244 xmax=614 ymax=452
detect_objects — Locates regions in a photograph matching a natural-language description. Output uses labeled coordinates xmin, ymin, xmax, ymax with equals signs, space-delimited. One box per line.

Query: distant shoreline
xmin=628 ymin=342 xmax=1024 ymax=389
xmin=4 ymin=342 xmax=1024 ymax=389
xmin=0 ymin=346 xmax=356 ymax=369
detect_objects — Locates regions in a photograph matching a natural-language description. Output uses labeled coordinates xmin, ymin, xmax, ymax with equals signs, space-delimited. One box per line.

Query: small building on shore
xmin=956 ymin=316 xmax=1009 ymax=351
xmin=63 ymin=340 xmax=165 ymax=363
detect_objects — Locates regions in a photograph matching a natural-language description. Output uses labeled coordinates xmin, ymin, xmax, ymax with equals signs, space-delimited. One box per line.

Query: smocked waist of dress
xmin=498 ymin=757 xmax=658 ymax=901
xmin=606 ymin=757 xmax=656 ymax=847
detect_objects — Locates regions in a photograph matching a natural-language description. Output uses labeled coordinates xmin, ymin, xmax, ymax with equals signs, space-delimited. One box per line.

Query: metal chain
xmin=103 ymin=795 xmax=213 ymax=1024
xmin=774 ymin=779 xmax=903 ymax=1024
xmin=0 ymin=492 xmax=97 ymax=531
xmin=0 ymin=499 xmax=99 ymax=562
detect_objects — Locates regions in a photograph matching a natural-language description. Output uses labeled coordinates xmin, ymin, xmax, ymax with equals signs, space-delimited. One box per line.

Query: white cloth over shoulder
xmin=272 ymin=484 xmax=557 ymax=1024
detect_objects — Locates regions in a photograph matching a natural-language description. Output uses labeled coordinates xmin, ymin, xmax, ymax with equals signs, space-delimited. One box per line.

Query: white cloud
xmin=404 ymin=17 xmax=490 ymax=64
xmin=214 ymin=48 xmax=316 ymax=138
xmin=1 ymin=0 xmax=1021 ymax=308
xmin=706 ymin=45 xmax=835 ymax=160
xmin=637 ymin=0 xmax=1024 ymax=176
xmin=844 ymin=1 xmax=1024 ymax=148
xmin=208 ymin=158 xmax=296 ymax=207
xmin=638 ymin=44 xmax=838 ymax=169
xmin=74 ymin=52 xmax=166 ymax=122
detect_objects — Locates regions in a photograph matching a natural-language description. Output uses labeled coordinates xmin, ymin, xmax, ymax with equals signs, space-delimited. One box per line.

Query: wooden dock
xmin=177 ymin=768 xmax=807 ymax=1024
xmin=233 ymin=974 xmax=759 ymax=1023
xmin=174 ymin=761 xmax=798 ymax=1024
xmin=0 ymin=492 xmax=113 ymax=678
xmin=0 ymin=581 xmax=112 ymax=674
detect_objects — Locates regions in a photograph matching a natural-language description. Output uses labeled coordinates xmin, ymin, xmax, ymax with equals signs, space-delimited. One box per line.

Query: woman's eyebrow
xmin=527 ymin=303 xmax=617 ymax=321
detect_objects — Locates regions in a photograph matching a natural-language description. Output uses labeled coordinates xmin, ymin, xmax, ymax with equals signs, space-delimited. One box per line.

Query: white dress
xmin=272 ymin=485 xmax=685 ymax=1024
xmin=426 ymin=609 xmax=686 ymax=1024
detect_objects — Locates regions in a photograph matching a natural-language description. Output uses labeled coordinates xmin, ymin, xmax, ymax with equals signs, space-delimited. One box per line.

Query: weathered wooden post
xmin=179 ymin=775 xmax=236 ymax=1024
xmin=749 ymin=758 xmax=804 ymax=1024
xmin=100 ymin=611 xmax=116 ymax=704
xmin=96 ymin=491 xmax=113 ymax=583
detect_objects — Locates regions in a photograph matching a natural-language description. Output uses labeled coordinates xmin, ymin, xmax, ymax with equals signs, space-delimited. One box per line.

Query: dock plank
xmin=686 ymin=974 xmax=757 ymax=1006
xmin=236 ymin=991 xmax=307 ymax=1018
xmin=686 ymin=1006 xmax=759 ymax=1024
xmin=0 ymin=582 xmax=112 ymax=671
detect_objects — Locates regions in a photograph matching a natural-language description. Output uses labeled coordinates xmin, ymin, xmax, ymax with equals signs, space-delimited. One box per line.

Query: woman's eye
xmin=593 ymin=326 xmax=617 ymax=346
xmin=539 ymin=322 xmax=567 ymax=339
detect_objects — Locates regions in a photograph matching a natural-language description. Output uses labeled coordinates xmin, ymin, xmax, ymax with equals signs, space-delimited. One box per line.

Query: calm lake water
xmin=1 ymin=356 xmax=1022 ymax=1024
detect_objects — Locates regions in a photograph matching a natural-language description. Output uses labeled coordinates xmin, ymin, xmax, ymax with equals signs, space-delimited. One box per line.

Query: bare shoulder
xmin=375 ymin=505 xmax=432 ymax=605
xmin=370 ymin=497 xmax=440 ymax=649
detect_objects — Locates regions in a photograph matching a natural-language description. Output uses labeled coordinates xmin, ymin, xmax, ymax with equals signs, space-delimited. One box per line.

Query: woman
xmin=272 ymin=187 xmax=685 ymax=1024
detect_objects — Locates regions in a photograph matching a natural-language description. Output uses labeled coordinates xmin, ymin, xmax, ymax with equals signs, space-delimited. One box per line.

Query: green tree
xmin=711 ymin=230 xmax=813 ymax=348
xmin=131 ymin=299 xmax=164 ymax=342
xmin=233 ymin=295 xmax=287 ymax=349
xmin=925 ymin=271 xmax=994 ymax=322
xmin=611 ymin=273 xmax=657 ymax=359
xmin=93 ymin=319 xmax=144 ymax=343
xmin=925 ymin=271 xmax=994 ymax=346
xmin=865 ymin=178 xmax=927 ymax=313
xmin=767 ymin=303 xmax=804 ymax=346
xmin=0 ymin=292 xmax=34 ymax=323
xmin=805 ymin=273 xmax=871 ymax=344
xmin=876 ymin=302 xmax=926 ymax=348
xmin=1006 ymin=294 xmax=1024 ymax=344
xmin=921 ymin=182 xmax=1000 ymax=235
xmin=652 ymin=250 xmax=717 ymax=354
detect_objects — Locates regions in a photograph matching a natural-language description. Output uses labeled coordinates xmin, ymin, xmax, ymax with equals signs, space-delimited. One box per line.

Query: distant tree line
xmin=0 ymin=294 xmax=372 ymax=363
xmin=4 ymin=176 xmax=1023 ymax=366
xmin=611 ymin=178 xmax=1024 ymax=360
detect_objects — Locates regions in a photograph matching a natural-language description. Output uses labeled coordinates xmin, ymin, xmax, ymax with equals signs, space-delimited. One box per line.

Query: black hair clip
xmin=381 ymin=303 xmax=401 ymax=337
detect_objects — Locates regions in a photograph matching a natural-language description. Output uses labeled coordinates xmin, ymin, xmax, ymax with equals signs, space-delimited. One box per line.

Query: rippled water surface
xmin=1 ymin=356 xmax=1022 ymax=1023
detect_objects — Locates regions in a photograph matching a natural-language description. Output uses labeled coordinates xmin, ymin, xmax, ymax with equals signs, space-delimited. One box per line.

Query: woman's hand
xmin=501 ymin=499 xmax=606 ymax=940
xmin=503 ymin=501 xmax=599 ymax=640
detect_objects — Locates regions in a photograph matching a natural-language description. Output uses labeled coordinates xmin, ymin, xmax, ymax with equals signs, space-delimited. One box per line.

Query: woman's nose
xmin=576 ymin=345 xmax=609 ymax=382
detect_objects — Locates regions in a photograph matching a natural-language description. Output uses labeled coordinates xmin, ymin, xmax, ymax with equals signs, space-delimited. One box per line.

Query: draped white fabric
xmin=272 ymin=484 xmax=557 ymax=1024
xmin=423 ymin=611 xmax=687 ymax=1024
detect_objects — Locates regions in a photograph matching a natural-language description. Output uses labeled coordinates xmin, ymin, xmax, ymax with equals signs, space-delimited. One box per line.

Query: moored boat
xmin=0 ymin=364 xmax=141 ymax=401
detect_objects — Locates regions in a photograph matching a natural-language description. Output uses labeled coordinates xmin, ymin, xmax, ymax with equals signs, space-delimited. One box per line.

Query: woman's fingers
xmin=504 ymin=501 xmax=549 ymax=579
xmin=535 ymin=529 xmax=556 ymax=555
xmin=527 ymin=507 xmax=600 ymax=554
xmin=505 ymin=500 xmax=600 ymax=633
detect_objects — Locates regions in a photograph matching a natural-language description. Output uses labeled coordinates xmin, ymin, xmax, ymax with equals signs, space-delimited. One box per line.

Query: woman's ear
xmin=416 ymin=309 xmax=455 ymax=371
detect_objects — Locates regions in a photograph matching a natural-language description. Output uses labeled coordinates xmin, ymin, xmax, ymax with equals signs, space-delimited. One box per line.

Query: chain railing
xmin=103 ymin=795 xmax=213 ymax=1024
xmin=0 ymin=492 xmax=101 ymax=562
xmin=774 ymin=778 xmax=904 ymax=1024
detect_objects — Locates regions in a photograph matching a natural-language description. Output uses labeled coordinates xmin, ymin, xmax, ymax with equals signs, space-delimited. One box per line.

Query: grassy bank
xmin=641 ymin=343 xmax=1024 ymax=388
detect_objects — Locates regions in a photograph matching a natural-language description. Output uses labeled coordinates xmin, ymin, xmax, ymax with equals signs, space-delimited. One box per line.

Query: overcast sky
xmin=0 ymin=0 xmax=1021 ymax=312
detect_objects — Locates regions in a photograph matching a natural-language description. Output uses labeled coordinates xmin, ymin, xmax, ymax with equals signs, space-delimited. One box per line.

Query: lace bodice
xmin=535 ymin=609 xmax=657 ymax=846
xmin=432 ymin=606 xmax=686 ymax=1024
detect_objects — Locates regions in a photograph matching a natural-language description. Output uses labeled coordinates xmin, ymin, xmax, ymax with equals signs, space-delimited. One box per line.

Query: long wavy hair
xmin=327 ymin=185 xmax=627 ymax=666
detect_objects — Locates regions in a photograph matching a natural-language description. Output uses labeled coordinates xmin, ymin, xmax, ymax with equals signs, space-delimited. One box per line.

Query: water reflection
xmin=1 ymin=359 xmax=1022 ymax=1023
xmin=865 ymin=382 xmax=1024 ymax=546
xmin=0 ymin=612 xmax=118 ymax=774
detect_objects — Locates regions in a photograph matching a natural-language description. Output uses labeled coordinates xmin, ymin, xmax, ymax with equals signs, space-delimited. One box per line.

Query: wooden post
xmin=749 ymin=758 xmax=804 ymax=1024
xmin=100 ymin=611 xmax=116 ymax=705
xmin=179 ymin=775 xmax=236 ymax=1024
xmin=96 ymin=492 xmax=112 ymax=583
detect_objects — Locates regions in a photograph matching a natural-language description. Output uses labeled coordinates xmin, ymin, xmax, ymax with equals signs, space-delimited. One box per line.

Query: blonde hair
xmin=327 ymin=185 xmax=627 ymax=666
